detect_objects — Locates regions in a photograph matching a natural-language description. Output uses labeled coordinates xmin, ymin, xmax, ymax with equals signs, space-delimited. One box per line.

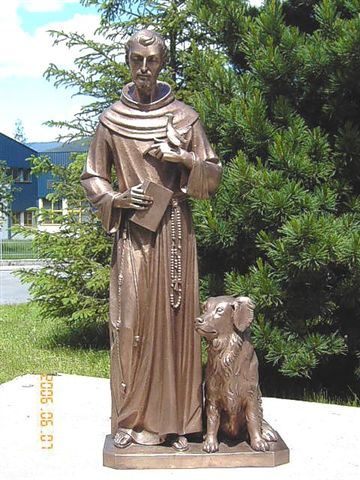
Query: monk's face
xmin=128 ymin=42 xmax=164 ymax=96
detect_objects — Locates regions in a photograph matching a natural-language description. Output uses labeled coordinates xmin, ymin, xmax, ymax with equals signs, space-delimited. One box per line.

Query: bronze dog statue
xmin=195 ymin=295 xmax=278 ymax=453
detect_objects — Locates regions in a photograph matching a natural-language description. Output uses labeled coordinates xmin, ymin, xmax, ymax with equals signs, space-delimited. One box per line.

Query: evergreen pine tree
xmin=13 ymin=119 xmax=27 ymax=143
xmin=22 ymin=0 xmax=360 ymax=396
xmin=17 ymin=154 xmax=113 ymax=347
xmin=188 ymin=0 xmax=360 ymax=393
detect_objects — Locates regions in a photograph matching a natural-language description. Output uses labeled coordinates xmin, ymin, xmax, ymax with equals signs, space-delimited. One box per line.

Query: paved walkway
xmin=0 ymin=374 xmax=359 ymax=479
xmin=0 ymin=269 xmax=30 ymax=304
xmin=0 ymin=263 xmax=41 ymax=304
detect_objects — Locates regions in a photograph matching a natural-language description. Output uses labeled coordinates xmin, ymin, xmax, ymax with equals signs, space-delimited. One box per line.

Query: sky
xmin=0 ymin=0 xmax=100 ymax=142
xmin=0 ymin=0 xmax=263 ymax=142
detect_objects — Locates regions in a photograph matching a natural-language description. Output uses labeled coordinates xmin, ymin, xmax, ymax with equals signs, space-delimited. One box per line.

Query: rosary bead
xmin=170 ymin=202 xmax=183 ymax=309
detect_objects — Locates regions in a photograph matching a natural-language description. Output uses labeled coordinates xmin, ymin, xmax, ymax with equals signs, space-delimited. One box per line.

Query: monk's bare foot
xmin=171 ymin=435 xmax=189 ymax=452
xmin=114 ymin=431 xmax=132 ymax=449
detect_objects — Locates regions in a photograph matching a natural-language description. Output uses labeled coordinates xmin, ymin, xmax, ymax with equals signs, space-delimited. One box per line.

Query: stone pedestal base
xmin=103 ymin=431 xmax=289 ymax=469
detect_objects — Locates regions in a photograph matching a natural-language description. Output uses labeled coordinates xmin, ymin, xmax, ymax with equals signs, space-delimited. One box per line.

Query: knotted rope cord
xmin=113 ymin=227 xmax=128 ymax=396
xmin=117 ymin=226 xmax=127 ymax=328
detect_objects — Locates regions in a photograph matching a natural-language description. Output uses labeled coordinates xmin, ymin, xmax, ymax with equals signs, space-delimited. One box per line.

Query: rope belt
xmin=117 ymin=223 xmax=127 ymax=328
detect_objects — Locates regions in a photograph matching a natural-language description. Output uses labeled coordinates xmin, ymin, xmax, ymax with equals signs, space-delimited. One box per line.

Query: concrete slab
xmin=0 ymin=373 xmax=359 ymax=480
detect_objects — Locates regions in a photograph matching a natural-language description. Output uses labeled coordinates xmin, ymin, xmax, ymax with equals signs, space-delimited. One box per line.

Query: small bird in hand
xmin=143 ymin=113 xmax=191 ymax=160
xmin=164 ymin=113 xmax=190 ymax=148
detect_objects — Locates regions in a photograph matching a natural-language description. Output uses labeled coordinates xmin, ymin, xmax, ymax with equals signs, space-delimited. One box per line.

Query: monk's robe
xmin=80 ymin=81 xmax=222 ymax=445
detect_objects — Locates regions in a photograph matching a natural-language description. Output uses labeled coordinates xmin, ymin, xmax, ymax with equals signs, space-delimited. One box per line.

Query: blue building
xmin=0 ymin=132 xmax=88 ymax=239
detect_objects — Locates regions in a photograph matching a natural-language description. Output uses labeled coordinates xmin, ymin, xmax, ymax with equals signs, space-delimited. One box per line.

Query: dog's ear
xmin=231 ymin=296 xmax=255 ymax=332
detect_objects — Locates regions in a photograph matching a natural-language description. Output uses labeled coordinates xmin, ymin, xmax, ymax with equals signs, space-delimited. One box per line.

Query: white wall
xmin=0 ymin=215 xmax=9 ymax=240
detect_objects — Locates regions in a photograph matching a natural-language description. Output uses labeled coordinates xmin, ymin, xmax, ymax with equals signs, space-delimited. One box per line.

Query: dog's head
xmin=194 ymin=295 xmax=255 ymax=340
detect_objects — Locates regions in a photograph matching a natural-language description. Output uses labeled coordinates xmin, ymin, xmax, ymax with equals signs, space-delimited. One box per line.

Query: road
xmin=0 ymin=268 xmax=31 ymax=304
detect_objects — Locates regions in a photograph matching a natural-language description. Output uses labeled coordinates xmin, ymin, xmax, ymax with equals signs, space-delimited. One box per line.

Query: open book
xmin=129 ymin=179 xmax=173 ymax=232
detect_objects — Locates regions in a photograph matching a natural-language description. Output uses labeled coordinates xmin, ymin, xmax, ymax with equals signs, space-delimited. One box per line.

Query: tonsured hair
xmin=125 ymin=29 xmax=168 ymax=66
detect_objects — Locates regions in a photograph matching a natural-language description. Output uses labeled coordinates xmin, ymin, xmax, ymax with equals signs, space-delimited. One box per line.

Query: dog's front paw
xmin=203 ymin=435 xmax=219 ymax=453
xmin=262 ymin=428 xmax=278 ymax=442
xmin=251 ymin=437 xmax=270 ymax=452
xmin=262 ymin=421 xmax=278 ymax=442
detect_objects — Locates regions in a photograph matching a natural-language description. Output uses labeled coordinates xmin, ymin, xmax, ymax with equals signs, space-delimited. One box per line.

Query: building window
xmin=41 ymin=199 xmax=63 ymax=225
xmin=11 ymin=168 xmax=31 ymax=183
xmin=23 ymin=169 xmax=31 ymax=182
xmin=12 ymin=212 xmax=21 ymax=225
xmin=24 ymin=211 xmax=34 ymax=227
xmin=43 ymin=199 xmax=62 ymax=211
xmin=67 ymin=206 xmax=85 ymax=222
xmin=12 ymin=168 xmax=21 ymax=181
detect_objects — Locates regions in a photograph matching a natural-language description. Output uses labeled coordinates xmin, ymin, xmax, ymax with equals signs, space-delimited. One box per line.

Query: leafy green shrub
xmin=17 ymin=154 xmax=112 ymax=348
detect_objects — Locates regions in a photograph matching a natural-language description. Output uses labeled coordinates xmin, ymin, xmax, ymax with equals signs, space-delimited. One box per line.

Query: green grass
xmin=261 ymin=385 xmax=360 ymax=407
xmin=0 ymin=303 xmax=109 ymax=384
xmin=0 ymin=303 xmax=359 ymax=407
xmin=303 ymin=389 xmax=359 ymax=407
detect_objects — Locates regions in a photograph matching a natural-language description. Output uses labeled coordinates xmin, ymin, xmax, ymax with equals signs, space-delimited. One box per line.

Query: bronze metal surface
xmin=81 ymin=28 xmax=288 ymax=467
xmin=195 ymin=296 xmax=278 ymax=453
xmin=129 ymin=180 xmax=173 ymax=232
xmin=103 ymin=431 xmax=289 ymax=469
xmin=80 ymin=28 xmax=222 ymax=449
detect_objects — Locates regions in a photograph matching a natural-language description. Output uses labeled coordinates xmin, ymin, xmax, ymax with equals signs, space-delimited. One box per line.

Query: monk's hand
xmin=113 ymin=184 xmax=153 ymax=210
xmin=148 ymin=142 xmax=194 ymax=169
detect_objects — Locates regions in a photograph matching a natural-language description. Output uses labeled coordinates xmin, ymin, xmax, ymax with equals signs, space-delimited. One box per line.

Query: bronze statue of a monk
xmin=80 ymin=29 xmax=222 ymax=452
